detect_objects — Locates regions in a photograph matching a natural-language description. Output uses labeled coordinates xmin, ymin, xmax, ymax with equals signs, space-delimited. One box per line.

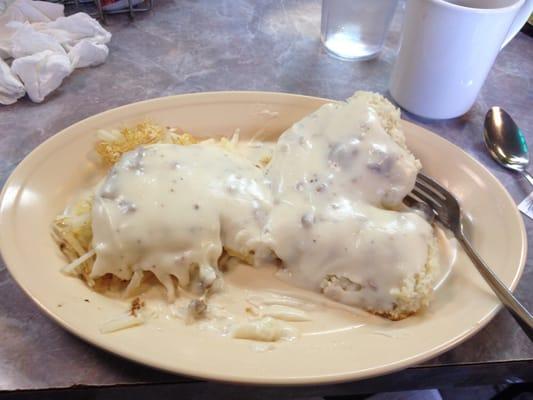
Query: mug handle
xmin=501 ymin=0 xmax=533 ymax=48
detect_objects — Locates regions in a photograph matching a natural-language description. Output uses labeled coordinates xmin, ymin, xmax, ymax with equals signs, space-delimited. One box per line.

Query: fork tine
xmin=415 ymin=180 xmax=446 ymax=202
xmin=417 ymin=173 xmax=449 ymax=199
xmin=411 ymin=187 xmax=442 ymax=213
xmin=413 ymin=177 xmax=443 ymax=201
xmin=403 ymin=194 xmax=436 ymax=223
xmin=414 ymin=180 xmax=444 ymax=201
xmin=402 ymin=194 xmax=419 ymax=209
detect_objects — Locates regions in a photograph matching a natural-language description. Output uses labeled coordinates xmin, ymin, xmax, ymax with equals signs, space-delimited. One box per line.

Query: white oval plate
xmin=0 ymin=92 xmax=526 ymax=385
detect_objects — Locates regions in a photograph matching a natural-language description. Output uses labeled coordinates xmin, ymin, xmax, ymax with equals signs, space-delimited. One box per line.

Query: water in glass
xmin=321 ymin=0 xmax=398 ymax=60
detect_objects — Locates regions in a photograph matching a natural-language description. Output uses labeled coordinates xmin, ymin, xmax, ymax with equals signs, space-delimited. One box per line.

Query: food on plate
xmin=52 ymin=91 xmax=439 ymax=336
xmin=265 ymin=92 xmax=437 ymax=320
xmin=231 ymin=317 xmax=298 ymax=342
xmin=91 ymin=143 xmax=272 ymax=301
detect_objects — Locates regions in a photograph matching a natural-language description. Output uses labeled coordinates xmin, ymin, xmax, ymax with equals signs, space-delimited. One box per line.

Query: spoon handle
xmin=457 ymin=233 xmax=533 ymax=341
xmin=520 ymin=170 xmax=533 ymax=187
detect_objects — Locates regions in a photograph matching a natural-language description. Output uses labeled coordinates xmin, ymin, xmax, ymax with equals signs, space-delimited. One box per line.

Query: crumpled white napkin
xmin=0 ymin=0 xmax=111 ymax=105
xmin=39 ymin=12 xmax=111 ymax=45
xmin=0 ymin=0 xmax=63 ymax=57
xmin=0 ymin=57 xmax=24 ymax=104
xmin=0 ymin=0 xmax=63 ymax=24
xmin=8 ymin=21 xmax=67 ymax=58
xmin=68 ymin=38 xmax=109 ymax=68
xmin=11 ymin=49 xmax=72 ymax=102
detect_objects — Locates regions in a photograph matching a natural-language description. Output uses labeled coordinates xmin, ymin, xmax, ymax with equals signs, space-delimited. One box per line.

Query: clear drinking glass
xmin=321 ymin=0 xmax=398 ymax=61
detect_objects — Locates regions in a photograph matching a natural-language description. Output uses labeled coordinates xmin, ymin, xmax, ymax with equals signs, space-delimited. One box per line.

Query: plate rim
xmin=0 ymin=91 xmax=527 ymax=385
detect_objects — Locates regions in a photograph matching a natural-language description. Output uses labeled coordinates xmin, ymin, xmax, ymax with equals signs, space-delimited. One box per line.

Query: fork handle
xmin=457 ymin=234 xmax=533 ymax=341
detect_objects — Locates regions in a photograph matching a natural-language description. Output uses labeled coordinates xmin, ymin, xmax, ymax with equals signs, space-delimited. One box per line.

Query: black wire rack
xmin=47 ymin=0 xmax=152 ymax=23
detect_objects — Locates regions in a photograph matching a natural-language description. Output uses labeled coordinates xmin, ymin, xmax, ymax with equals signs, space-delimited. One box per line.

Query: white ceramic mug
xmin=389 ymin=0 xmax=533 ymax=119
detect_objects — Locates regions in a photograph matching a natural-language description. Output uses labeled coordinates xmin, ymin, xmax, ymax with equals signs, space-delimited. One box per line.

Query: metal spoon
xmin=484 ymin=107 xmax=533 ymax=186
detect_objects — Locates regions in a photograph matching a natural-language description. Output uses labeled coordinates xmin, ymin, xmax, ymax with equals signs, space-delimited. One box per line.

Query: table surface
xmin=0 ymin=0 xmax=532 ymax=395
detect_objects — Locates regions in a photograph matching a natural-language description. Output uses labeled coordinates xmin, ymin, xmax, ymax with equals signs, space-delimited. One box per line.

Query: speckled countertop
xmin=0 ymin=0 xmax=532 ymax=395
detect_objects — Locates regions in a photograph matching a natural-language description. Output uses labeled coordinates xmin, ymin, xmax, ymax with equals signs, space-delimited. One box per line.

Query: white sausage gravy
xmin=90 ymin=92 xmax=438 ymax=322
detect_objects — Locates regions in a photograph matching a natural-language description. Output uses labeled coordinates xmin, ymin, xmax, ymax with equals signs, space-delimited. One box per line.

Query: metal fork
xmin=405 ymin=173 xmax=533 ymax=340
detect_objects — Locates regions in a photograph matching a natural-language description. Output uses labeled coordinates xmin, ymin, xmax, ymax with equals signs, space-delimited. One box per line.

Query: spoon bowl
xmin=484 ymin=107 xmax=533 ymax=185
